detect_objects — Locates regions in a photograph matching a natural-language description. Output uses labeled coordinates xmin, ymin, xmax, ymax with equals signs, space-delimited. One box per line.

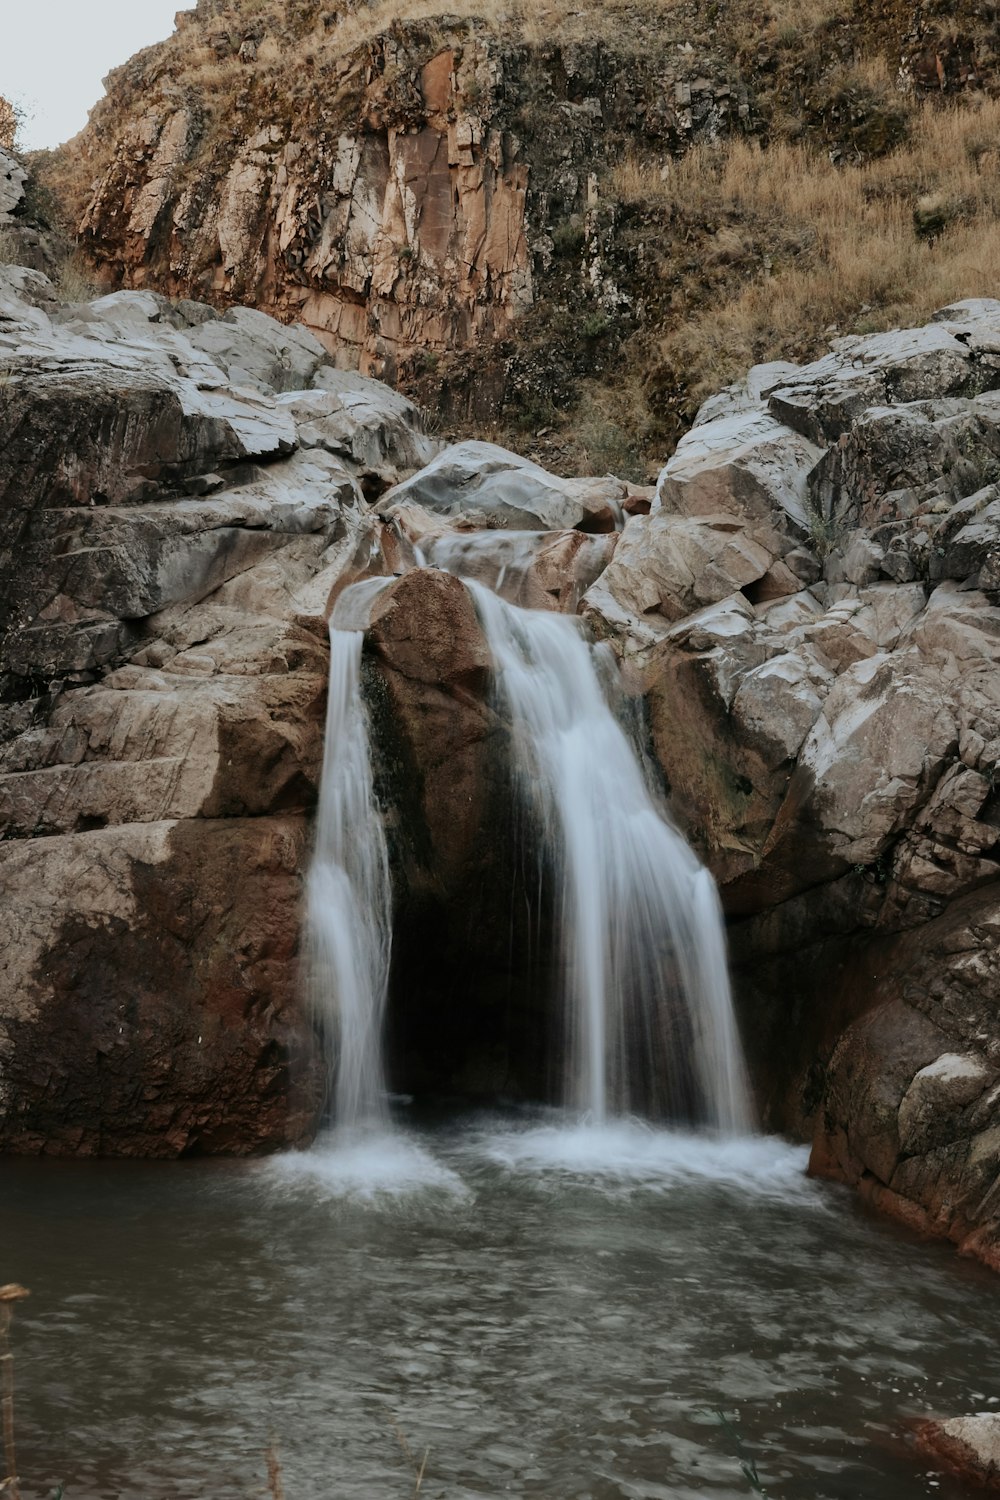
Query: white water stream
xmin=467 ymin=581 xmax=752 ymax=1130
xmin=307 ymin=546 xmax=751 ymax=1141
xmin=306 ymin=581 xmax=393 ymax=1128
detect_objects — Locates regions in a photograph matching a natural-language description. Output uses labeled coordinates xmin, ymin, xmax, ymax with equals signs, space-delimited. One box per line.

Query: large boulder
xmin=363 ymin=569 xmax=557 ymax=1101
xmin=380 ymin=441 xmax=627 ymax=533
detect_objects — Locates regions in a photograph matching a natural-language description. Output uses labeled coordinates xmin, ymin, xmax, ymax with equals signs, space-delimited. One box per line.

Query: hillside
xmin=34 ymin=0 xmax=1000 ymax=469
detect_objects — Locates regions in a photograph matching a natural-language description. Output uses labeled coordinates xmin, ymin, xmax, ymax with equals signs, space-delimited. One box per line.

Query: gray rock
xmin=381 ymin=440 xmax=626 ymax=532
xmin=0 ymin=147 xmax=26 ymax=225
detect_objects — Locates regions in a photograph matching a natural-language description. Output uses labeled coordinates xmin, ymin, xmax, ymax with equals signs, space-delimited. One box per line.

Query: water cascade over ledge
xmin=306 ymin=581 xmax=394 ymax=1128
xmin=307 ymin=564 xmax=752 ymax=1138
xmin=467 ymin=581 xmax=753 ymax=1131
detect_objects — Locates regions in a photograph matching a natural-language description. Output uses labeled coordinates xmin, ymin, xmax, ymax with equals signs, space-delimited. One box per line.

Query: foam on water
xmin=468 ymin=1118 xmax=819 ymax=1202
xmin=269 ymin=1127 xmax=470 ymax=1203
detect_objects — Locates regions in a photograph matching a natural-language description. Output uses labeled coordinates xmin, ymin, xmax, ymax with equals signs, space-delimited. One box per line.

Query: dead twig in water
xmin=265 ymin=1438 xmax=285 ymax=1500
xmin=391 ymin=1418 xmax=430 ymax=1497
xmin=0 ymin=1285 xmax=30 ymax=1500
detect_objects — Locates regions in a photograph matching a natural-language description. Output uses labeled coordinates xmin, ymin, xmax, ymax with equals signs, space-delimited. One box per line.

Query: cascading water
xmin=466 ymin=580 xmax=753 ymax=1133
xmin=306 ymin=545 xmax=751 ymax=1144
xmin=306 ymin=580 xmax=394 ymax=1129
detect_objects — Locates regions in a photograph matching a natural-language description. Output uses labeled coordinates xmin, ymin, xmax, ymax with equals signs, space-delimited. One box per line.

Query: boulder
xmin=0 ymin=818 xmax=323 ymax=1156
xmin=380 ymin=441 xmax=627 ymax=533
xmin=363 ymin=569 xmax=555 ymax=1102
xmin=915 ymin=1415 xmax=1000 ymax=1489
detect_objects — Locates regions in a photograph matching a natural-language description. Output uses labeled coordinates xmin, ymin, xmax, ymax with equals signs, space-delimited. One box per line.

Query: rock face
xmin=74 ymin=21 xmax=539 ymax=380
xmin=0 ymin=148 xmax=26 ymax=224
xmin=4 ymin=253 xmax=1000 ymax=1274
xmin=61 ymin=0 xmax=753 ymax=406
xmin=364 ymin=569 xmax=551 ymax=1100
xmin=583 ymin=301 xmax=1000 ymax=1267
xmin=915 ymin=1414 xmax=1000 ymax=1489
xmin=0 ymin=267 xmax=436 ymax=1155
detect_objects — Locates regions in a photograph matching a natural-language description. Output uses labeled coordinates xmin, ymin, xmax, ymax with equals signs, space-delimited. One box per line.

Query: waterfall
xmin=306 ymin=558 xmax=751 ymax=1139
xmin=466 ymin=581 xmax=753 ymax=1133
xmin=306 ymin=581 xmax=393 ymax=1128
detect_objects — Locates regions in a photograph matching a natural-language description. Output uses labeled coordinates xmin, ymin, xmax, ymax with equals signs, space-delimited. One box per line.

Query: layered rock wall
xmin=4 ymin=259 xmax=1000 ymax=1270
xmin=62 ymin=1 xmax=750 ymax=402
xmin=0 ymin=267 xmax=436 ymax=1154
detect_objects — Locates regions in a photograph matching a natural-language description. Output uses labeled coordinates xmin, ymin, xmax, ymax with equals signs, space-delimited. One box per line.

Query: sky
xmin=2 ymin=1 xmax=183 ymax=151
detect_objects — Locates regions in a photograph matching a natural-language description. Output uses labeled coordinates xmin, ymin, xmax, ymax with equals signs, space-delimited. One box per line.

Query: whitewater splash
xmin=467 ymin=582 xmax=752 ymax=1133
xmin=306 ymin=580 xmax=394 ymax=1127
xmin=470 ymin=1118 xmax=814 ymax=1201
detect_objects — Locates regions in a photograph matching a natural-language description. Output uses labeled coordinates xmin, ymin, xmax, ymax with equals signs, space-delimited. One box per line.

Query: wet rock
xmin=916 ymin=1415 xmax=1000 ymax=1489
xmin=363 ymin=569 xmax=554 ymax=1102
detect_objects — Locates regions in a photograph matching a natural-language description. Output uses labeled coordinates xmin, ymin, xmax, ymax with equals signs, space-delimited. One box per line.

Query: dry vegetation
xmin=32 ymin=0 xmax=1000 ymax=473
xmin=614 ymin=94 xmax=1000 ymax=408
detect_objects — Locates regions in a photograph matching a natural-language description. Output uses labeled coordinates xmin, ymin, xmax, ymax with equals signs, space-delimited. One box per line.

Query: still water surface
xmin=2 ymin=1113 xmax=998 ymax=1500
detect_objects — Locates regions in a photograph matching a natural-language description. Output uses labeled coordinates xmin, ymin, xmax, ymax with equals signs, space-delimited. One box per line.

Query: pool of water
xmin=2 ymin=1112 xmax=997 ymax=1500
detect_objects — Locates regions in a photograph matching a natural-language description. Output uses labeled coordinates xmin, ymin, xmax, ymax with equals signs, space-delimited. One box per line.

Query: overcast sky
xmin=2 ymin=2 xmax=182 ymax=150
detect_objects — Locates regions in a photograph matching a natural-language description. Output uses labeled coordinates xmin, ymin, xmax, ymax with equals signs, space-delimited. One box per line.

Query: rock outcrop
xmin=45 ymin=0 xmax=1000 ymax=473
xmin=54 ymin=0 xmax=755 ymax=426
xmin=0 ymin=267 xmax=436 ymax=1155
xmin=3 ymin=256 xmax=1000 ymax=1271
xmin=0 ymin=148 xmax=26 ymax=225
xmin=915 ymin=1414 xmax=1000 ymax=1489
xmin=582 ymin=302 xmax=1000 ymax=1267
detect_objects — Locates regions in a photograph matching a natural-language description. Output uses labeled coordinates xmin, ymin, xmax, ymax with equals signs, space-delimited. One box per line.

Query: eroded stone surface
xmin=581 ymin=303 xmax=1000 ymax=1264
xmin=916 ymin=1414 xmax=1000 ymax=1489
xmin=0 ymin=272 xmax=437 ymax=1155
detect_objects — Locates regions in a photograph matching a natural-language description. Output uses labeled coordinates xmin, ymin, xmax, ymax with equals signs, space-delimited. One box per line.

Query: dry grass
xmin=1 ymin=1285 xmax=30 ymax=1500
xmin=52 ymin=253 xmax=99 ymax=305
xmin=626 ymin=96 xmax=1000 ymax=401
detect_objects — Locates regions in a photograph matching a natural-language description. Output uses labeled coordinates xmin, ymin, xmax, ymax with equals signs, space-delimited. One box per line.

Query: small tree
xmin=0 ymin=96 xmax=16 ymax=151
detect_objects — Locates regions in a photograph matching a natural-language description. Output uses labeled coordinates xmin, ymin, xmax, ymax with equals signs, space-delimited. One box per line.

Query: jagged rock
xmin=578 ymin=304 xmax=1000 ymax=1265
xmin=0 ymin=272 xmax=434 ymax=1156
xmin=75 ymin=31 xmax=536 ymax=378
xmin=0 ymin=147 xmax=26 ymax=224
xmin=380 ymin=441 xmax=626 ymax=533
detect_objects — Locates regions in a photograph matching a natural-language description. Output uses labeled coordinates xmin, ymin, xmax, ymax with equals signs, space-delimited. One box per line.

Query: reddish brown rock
xmin=915 ymin=1415 xmax=1000 ymax=1489
xmin=366 ymin=568 xmax=495 ymax=892
xmin=364 ymin=568 xmax=556 ymax=1102
xmin=0 ymin=818 xmax=323 ymax=1156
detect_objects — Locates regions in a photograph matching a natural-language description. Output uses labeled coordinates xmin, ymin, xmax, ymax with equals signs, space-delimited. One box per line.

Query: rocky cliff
xmin=0 ymin=265 xmax=436 ymax=1154
xmin=5 ymin=147 xmax=1000 ymax=1259
xmin=42 ymin=0 xmax=1000 ymax=468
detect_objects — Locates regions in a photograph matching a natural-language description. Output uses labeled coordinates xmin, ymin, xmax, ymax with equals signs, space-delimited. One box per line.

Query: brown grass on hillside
xmin=621 ymin=95 xmax=1000 ymax=402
